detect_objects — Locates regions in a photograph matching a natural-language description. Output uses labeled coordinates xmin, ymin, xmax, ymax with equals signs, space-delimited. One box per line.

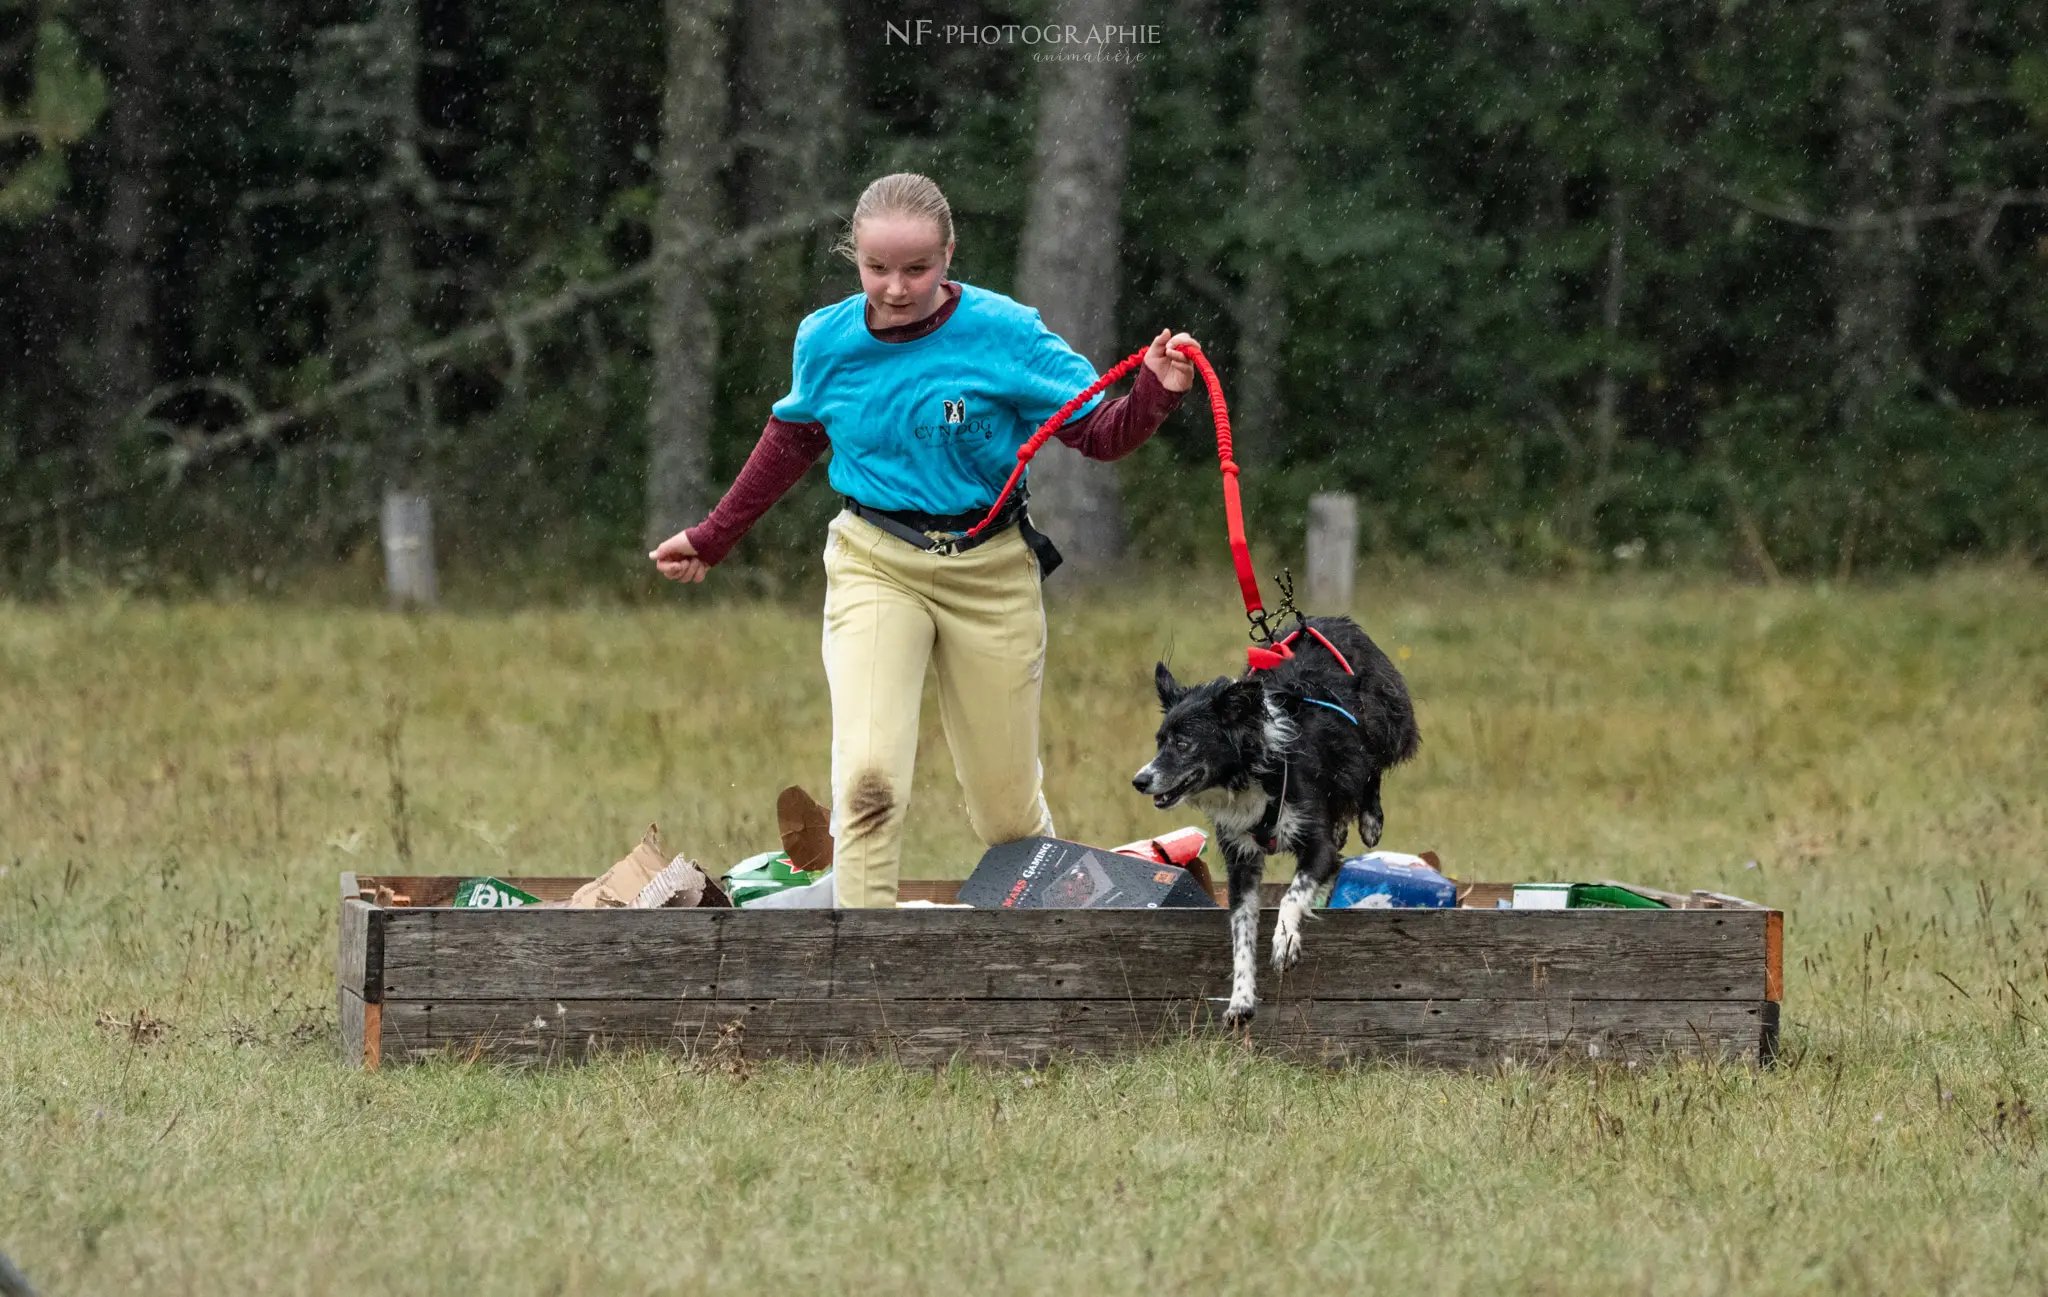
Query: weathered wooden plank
xmin=1694 ymin=890 xmax=1767 ymax=909
xmin=338 ymin=985 xmax=364 ymax=1067
xmin=1766 ymin=910 xmax=1783 ymax=1003
xmin=338 ymin=986 xmax=382 ymax=1070
xmin=336 ymin=896 xmax=384 ymax=1002
xmin=364 ymin=1001 xmax=382 ymax=1070
xmin=376 ymin=996 xmax=1774 ymax=1070
xmin=377 ymin=907 xmax=1769 ymax=1004
xmin=1456 ymin=882 xmax=1514 ymax=908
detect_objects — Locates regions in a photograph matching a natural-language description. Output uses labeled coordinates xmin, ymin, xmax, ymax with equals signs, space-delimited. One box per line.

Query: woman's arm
xmin=1052 ymin=329 xmax=1198 ymax=462
xmin=650 ymin=417 xmax=829 ymax=578
xmin=685 ymin=417 xmax=830 ymax=563
xmin=1053 ymin=364 xmax=1185 ymax=462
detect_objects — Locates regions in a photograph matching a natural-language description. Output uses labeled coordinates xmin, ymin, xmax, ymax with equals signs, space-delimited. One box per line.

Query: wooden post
xmin=380 ymin=489 xmax=437 ymax=609
xmin=1305 ymin=492 xmax=1357 ymax=612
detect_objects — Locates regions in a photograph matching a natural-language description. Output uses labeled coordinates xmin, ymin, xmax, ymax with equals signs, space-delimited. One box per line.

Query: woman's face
xmin=855 ymin=215 xmax=953 ymax=328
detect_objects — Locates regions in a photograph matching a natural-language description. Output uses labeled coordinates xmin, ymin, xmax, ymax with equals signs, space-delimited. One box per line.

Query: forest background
xmin=4 ymin=0 xmax=2047 ymax=597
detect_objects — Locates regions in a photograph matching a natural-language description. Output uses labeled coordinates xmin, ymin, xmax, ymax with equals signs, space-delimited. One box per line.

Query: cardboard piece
xmin=572 ymin=824 xmax=731 ymax=908
xmin=958 ymin=836 xmax=1220 ymax=910
xmin=777 ymin=786 xmax=834 ymax=875
xmin=633 ymin=856 xmax=710 ymax=908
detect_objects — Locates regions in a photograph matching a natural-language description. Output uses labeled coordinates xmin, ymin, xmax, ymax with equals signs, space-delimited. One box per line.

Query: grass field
xmin=4 ymin=569 xmax=2047 ymax=1294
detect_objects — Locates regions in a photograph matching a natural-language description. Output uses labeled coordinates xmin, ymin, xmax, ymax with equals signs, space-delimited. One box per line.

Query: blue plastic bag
xmin=1326 ymin=852 xmax=1456 ymax=909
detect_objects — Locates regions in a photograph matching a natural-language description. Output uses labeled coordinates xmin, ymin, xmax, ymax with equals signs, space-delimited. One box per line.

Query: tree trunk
xmin=1832 ymin=0 xmax=1909 ymax=444
xmin=644 ymin=0 xmax=732 ymax=548
xmin=1234 ymin=0 xmax=1302 ymax=466
xmin=1014 ymin=0 xmax=1140 ymax=581
xmin=728 ymin=0 xmax=845 ymax=447
xmin=1582 ymin=186 xmax=1628 ymax=542
xmin=88 ymin=0 xmax=164 ymax=459
xmin=366 ymin=0 xmax=425 ymax=488
xmin=734 ymin=0 xmax=844 ymax=229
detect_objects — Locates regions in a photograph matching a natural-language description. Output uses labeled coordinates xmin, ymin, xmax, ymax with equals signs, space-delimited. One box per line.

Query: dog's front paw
xmin=1271 ymin=922 xmax=1302 ymax=972
xmin=1223 ymin=998 xmax=1257 ymax=1029
xmin=1358 ymin=812 xmax=1384 ymax=850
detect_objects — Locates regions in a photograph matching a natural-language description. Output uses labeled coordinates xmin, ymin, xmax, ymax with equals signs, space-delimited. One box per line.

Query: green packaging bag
xmin=1567 ymin=883 xmax=1669 ymax=909
xmin=723 ymin=851 xmax=826 ymax=907
xmin=453 ymin=876 xmax=542 ymax=908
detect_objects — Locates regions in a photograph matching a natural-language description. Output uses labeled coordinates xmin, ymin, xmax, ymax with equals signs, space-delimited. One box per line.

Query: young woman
xmin=650 ymin=172 xmax=1196 ymax=907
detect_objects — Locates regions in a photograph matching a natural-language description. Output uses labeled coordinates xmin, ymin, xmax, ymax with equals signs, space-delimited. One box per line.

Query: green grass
xmin=4 ymin=570 xmax=2046 ymax=1294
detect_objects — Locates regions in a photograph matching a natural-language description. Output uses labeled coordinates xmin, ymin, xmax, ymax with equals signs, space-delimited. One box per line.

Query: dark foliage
xmin=3 ymin=0 xmax=2045 ymax=594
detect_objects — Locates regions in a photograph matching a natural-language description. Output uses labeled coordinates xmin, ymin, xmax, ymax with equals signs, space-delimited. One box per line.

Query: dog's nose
xmin=1131 ymin=766 xmax=1153 ymax=792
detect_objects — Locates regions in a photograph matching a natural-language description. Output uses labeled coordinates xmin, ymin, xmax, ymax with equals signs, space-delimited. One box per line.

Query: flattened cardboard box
xmin=960 ymin=836 xmax=1219 ymax=909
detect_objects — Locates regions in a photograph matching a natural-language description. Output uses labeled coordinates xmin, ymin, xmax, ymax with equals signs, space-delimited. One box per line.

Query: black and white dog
xmin=1132 ymin=616 xmax=1420 ymax=1026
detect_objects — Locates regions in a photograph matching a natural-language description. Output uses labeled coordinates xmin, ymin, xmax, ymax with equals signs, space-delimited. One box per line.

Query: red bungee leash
xmin=967 ymin=341 xmax=1287 ymax=668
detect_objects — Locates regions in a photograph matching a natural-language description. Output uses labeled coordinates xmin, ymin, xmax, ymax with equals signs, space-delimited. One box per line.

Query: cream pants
xmin=821 ymin=511 xmax=1055 ymax=907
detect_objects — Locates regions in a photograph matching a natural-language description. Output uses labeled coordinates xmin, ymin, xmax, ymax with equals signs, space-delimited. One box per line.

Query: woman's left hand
xmin=1144 ymin=329 xmax=1198 ymax=393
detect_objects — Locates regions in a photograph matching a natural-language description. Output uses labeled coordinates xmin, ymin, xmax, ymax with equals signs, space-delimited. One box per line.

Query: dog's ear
xmin=1217 ymin=679 xmax=1267 ymax=727
xmin=1154 ymin=662 xmax=1186 ymax=710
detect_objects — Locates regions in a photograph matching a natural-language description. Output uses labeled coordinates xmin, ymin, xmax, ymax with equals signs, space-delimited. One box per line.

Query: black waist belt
xmin=843 ymin=491 xmax=1064 ymax=581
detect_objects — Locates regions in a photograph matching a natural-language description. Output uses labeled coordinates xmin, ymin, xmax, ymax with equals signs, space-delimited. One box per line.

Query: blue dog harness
xmin=1299 ymin=697 xmax=1360 ymax=726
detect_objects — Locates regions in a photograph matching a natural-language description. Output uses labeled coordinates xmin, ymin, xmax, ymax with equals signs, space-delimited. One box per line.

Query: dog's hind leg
xmin=1220 ymin=835 xmax=1266 ymax=1028
xmin=1356 ymin=768 xmax=1385 ymax=850
xmin=1273 ymin=828 xmax=1344 ymax=972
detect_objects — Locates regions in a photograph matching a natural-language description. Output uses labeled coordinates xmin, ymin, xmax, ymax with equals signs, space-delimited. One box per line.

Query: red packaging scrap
xmin=1112 ymin=827 xmax=1208 ymax=866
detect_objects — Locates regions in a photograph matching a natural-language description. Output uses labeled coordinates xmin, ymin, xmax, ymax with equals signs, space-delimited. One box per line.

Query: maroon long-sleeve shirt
xmin=683 ymin=283 xmax=1185 ymax=565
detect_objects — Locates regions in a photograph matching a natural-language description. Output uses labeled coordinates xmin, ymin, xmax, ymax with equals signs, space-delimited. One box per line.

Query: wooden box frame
xmin=338 ymin=871 xmax=1781 ymax=1070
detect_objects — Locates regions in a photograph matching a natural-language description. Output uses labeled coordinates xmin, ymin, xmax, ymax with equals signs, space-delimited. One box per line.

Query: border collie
xmin=1132 ymin=616 xmax=1420 ymax=1026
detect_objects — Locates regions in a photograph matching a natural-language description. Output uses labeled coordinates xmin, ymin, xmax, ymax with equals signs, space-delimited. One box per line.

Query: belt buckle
xmin=926 ymin=530 xmax=966 ymax=557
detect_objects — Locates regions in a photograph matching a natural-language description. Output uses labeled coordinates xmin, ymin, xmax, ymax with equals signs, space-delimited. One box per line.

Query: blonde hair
xmin=835 ymin=173 xmax=955 ymax=262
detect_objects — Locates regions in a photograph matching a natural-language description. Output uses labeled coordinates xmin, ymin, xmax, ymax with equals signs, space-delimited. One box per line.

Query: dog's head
xmin=1131 ymin=663 xmax=1269 ymax=810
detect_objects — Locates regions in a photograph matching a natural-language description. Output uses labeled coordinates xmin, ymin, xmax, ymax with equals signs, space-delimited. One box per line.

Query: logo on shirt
xmin=914 ymin=395 xmax=995 ymax=443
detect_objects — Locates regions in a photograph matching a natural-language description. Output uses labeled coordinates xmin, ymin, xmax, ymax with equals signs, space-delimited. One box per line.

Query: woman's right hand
xmin=649 ymin=530 xmax=710 ymax=583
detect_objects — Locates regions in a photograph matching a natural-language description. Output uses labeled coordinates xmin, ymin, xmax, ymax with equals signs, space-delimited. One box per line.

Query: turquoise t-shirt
xmin=770 ymin=283 xmax=1105 ymax=515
